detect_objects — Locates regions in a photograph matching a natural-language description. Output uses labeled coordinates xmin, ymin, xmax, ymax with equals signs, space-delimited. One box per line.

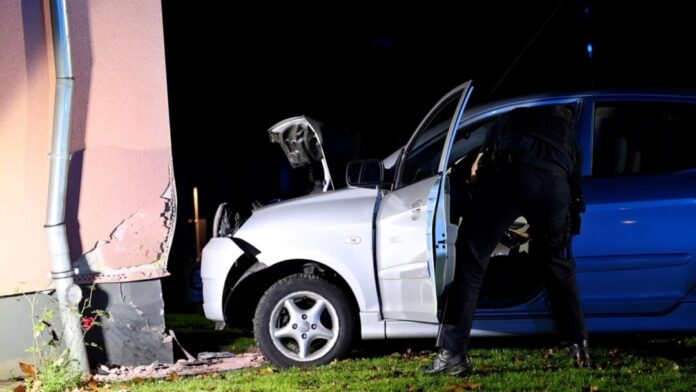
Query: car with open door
xmin=201 ymin=81 xmax=696 ymax=367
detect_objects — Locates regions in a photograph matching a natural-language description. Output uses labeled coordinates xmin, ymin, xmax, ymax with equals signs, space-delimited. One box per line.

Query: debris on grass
xmin=197 ymin=351 xmax=235 ymax=360
xmin=93 ymin=352 xmax=265 ymax=383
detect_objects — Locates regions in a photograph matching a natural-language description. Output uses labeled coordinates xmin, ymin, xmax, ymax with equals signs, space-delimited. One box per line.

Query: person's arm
xmin=470 ymin=114 xmax=507 ymax=184
xmin=469 ymin=152 xmax=484 ymax=184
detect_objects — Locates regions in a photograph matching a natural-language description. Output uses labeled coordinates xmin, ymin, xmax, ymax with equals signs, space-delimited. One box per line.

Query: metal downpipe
xmin=45 ymin=0 xmax=89 ymax=373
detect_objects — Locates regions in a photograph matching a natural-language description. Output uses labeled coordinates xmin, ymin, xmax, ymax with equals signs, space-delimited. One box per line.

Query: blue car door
xmin=574 ymin=98 xmax=696 ymax=316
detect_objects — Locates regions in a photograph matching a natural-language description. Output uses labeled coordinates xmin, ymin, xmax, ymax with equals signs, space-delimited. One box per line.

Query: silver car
xmin=202 ymin=81 xmax=696 ymax=367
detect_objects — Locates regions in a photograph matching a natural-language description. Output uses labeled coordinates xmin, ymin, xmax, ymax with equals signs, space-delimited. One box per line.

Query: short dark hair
xmin=551 ymin=104 xmax=574 ymax=121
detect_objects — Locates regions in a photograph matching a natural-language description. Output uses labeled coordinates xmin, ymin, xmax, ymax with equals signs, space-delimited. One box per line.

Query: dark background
xmin=160 ymin=1 xmax=696 ymax=309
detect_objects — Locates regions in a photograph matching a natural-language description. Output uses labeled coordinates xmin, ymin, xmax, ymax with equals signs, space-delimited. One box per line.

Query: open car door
xmin=376 ymin=81 xmax=472 ymax=322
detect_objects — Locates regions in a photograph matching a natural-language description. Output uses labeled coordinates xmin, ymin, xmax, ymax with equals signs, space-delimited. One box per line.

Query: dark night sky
xmin=160 ymin=1 xmax=696 ymax=304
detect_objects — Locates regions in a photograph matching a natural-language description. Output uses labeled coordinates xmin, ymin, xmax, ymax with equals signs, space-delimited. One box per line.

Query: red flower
xmin=82 ymin=316 xmax=95 ymax=331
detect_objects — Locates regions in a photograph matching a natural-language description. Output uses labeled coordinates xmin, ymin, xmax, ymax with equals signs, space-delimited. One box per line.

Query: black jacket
xmin=483 ymin=105 xmax=581 ymax=175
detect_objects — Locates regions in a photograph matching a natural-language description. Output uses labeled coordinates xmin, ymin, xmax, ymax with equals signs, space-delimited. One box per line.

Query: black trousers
xmin=437 ymin=165 xmax=588 ymax=353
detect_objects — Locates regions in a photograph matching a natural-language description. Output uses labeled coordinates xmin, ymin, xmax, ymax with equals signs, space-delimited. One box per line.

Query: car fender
xmin=232 ymin=187 xmax=381 ymax=314
xmin=204 ymin=236 xmax=379 ymax=325
xmin=248 ymin=247 xmax=377 ymax=313
xmin=201 ymin=237 xmax=245 ymax=322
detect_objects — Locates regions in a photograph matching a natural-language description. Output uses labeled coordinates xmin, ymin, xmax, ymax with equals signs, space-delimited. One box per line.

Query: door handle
xmin=410 ymin=199 xmax=423 ymax=221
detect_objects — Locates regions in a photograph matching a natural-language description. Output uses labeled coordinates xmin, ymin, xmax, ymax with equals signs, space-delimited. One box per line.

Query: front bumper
xmin=201 ymin=238 xmax=244 ymax=322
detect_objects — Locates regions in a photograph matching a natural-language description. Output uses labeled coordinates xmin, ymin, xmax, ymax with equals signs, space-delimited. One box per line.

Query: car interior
xmin=593 ymin=108 xmax=643 ymax=176
xmin=444 ymin=114 xmax=545 ymax=310
xmin=593 ymin=101 xmax=696 ymax=177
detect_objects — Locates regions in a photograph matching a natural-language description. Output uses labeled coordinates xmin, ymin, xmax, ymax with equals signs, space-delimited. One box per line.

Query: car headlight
xmin=212 ymin=203 xmax=242 ymax=237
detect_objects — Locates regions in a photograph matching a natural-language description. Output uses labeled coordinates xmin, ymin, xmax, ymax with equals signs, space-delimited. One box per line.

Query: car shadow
xmin=352 ymin=333 xmax=696 ymax=364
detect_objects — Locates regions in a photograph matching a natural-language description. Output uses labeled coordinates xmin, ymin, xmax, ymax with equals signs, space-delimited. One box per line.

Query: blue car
xmin=202 ymin=81 xmax=696 ymax=367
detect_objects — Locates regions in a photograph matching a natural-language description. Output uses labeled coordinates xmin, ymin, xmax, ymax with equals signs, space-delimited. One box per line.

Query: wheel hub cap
xmin=269 ymin=291 xmax=340 ymax=362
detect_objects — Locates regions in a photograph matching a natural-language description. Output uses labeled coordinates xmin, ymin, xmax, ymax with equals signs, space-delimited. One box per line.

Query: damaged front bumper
xmin=201 ymin=238 xmax=244 ymax=323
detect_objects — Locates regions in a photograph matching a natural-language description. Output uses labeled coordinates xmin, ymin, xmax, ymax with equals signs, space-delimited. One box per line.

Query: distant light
xmin=586 ymin=42 xmax=593 ymax=59
xmin=622 ymin=220 xmax=637 ymax=225
xmin=371 ymin=38 xmax=394 ymax=49
xmin=584 ymin=7 xmax=590 ymax=17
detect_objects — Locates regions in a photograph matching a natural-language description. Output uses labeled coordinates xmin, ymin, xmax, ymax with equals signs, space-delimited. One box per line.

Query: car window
xmin=446 ymin=119 xmax=493 ymax=168
xmin=399 ymin=94 xmax=461 ymax=187
xmin=592 ymin=102 xmax=696 ymax=176
xmin=400 ymin=94 xmax=461 ymax=186
xmin=447 ymin=101 xmax=581 ymax=170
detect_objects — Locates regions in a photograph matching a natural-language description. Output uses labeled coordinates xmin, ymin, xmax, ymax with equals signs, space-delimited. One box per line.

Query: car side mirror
xmin=346 ymin=159 xmax=386 ymax=188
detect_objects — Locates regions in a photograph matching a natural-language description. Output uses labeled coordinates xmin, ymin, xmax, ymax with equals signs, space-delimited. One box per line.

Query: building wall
xmin=0 ymin=0 xmax=174 ymax=296
xmin=0 ymin=0 xmax=175 ymax=377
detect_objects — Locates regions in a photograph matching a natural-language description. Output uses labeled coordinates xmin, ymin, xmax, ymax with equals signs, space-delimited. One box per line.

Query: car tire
xmin=254 ymin=273 xmax=356 ymax=368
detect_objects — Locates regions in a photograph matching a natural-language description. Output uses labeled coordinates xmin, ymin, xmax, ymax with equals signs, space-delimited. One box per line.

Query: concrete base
xmin=0 ymin=279 xmax=172 ymax=381
xmin=85 ymin=279 xmax=173 ymax=367
xmin=0 ymin=292 xmax=58 ymax=380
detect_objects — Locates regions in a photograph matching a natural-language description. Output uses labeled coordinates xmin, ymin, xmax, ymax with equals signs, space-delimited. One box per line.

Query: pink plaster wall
xmin=0 ymin=0 xmax=174 ymax=296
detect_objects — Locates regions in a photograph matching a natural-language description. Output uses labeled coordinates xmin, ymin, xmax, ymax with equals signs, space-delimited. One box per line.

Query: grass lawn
xmin=113 ymin=313 xmax=696 ymax=391
xmin=165 ymin=312 xmax=257 ymax=354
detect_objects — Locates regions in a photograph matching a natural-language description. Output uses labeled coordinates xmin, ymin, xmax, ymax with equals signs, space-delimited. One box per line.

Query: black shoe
xmin=421 ymin=349 xmax=473 ymax=376
xmin=568 ymin=340 xmax=591 ymax=368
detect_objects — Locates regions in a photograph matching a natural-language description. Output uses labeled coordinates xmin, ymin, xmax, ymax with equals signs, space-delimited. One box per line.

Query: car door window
xmin=446 ymin=118 xmax=494 ymax=168
xmin=592 ymin=102 xmax=696 ymax=176
xmin=398 ymin=94 xmax=461 ymax=187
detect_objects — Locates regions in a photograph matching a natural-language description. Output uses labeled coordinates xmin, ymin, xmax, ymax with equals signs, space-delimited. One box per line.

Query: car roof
xmin=464 ymin=90 xmax=696 ymax=119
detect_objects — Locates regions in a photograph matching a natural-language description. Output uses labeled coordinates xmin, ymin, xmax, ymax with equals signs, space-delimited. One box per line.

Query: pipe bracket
xmin=51 ymin=269 xmax=75 ymax=279
xmin=47 ymin=152 xmax=72 ymax=159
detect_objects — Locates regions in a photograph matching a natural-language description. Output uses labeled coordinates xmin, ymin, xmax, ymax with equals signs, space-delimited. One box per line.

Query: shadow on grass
xmin=353 ymin=333 xmax=696 ymax=363
xmin=353 ymin=334 xmax=561 ymax=359
xmin=166 ymin=312 xmax=696 ymax=368
xmin=165 ymin=312 xmax=257 ymax=360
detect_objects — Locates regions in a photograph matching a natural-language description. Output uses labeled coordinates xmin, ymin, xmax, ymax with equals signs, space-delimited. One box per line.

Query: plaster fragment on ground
xmin=93 ymin=352 xmax=266 ymax=383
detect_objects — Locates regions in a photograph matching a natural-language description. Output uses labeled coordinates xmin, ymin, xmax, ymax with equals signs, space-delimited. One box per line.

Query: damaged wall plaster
xmin=74 ymin=165 xmax=176 ymax=284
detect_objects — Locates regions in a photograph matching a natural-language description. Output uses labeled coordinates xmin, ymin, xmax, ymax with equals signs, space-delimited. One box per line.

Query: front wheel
xmin=254 ymin=273 xmax=356 ymax=368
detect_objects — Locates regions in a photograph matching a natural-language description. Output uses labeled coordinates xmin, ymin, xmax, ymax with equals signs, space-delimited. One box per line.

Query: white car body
xmin=202 ymin=81 xmax=479 ymax=343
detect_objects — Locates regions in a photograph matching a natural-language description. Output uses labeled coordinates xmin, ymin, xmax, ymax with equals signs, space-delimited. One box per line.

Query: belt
xmin=507 ymin=150 xmax=568 ymax=177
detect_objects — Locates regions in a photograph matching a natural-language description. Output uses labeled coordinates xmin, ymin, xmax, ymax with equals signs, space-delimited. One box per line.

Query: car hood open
xmin=268 ymin=116 xmax=334 ymax=192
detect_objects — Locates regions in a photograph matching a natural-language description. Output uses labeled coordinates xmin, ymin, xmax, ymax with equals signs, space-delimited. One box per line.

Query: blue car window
xmin=593 ymin=102 xmax=696 ymax=176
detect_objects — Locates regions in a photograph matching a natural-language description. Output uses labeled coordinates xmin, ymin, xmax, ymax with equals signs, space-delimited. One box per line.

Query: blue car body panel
xmin=576 ymin=169 xmax=696 ymax=316
xmin=465 ymin=92 xmax=696 ymax=333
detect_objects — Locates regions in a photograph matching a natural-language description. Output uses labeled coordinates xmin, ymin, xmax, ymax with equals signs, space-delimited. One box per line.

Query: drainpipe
xmin=44 ymin=0 xmax=89 ymax=373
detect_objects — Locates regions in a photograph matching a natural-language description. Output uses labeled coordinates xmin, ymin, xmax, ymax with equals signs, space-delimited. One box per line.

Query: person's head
xmin=550 ymin=104 xmax=574 ymax=122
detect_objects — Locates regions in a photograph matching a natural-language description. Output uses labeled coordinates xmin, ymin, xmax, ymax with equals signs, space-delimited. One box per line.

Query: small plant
xmin=20 ymin=286 xmax=109 ymax=392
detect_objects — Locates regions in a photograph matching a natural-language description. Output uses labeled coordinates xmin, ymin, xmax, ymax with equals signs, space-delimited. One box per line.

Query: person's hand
xmin=469 ymin=152 xmax=484 ymax=184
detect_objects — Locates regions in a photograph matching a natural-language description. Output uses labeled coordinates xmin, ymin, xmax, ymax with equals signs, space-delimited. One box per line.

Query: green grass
xmin=119 ymin=319 xmax=696 ymax=392
xmin=166 ymin=312 xmax=257 ymax=354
